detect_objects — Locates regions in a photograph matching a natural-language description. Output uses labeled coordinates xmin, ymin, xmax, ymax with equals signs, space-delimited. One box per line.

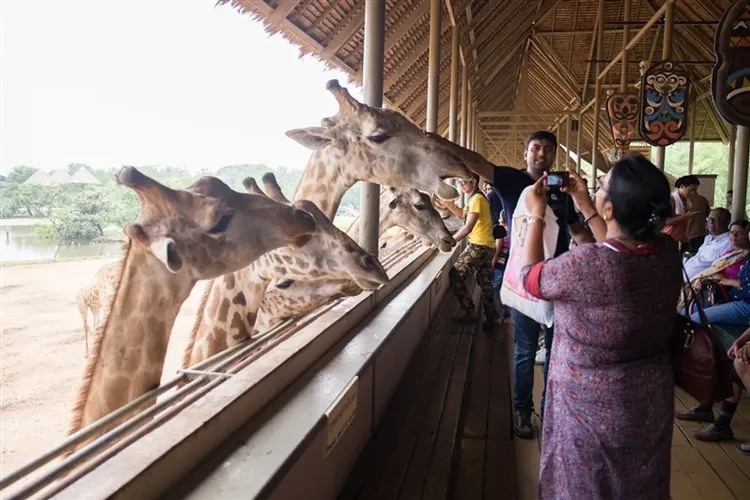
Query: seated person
xmin=677 ymin=327 xmax=750 ymax=454
xmin=685 ymin=250 xmax=750 ymax=326
xmin=683 ymin=208 xmax=733 ymax=280
xmin=677 ymin=220 xmax=750 ymax=312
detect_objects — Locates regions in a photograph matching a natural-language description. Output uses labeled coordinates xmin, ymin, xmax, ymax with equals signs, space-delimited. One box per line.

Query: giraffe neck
xmin=183 ymin=263 xmax=270 ymax=367
xmin=293 ymin=151 xmax=355 ymax=219
xmin=69 ymin=247 xmax=193 ymax=436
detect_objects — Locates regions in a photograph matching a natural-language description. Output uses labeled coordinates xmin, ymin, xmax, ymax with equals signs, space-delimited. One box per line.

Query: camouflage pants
xmin=449 ymin=243 xmax=495 ymax=321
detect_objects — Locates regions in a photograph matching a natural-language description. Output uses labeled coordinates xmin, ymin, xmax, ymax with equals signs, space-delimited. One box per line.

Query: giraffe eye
xmin=276 ymin=279 xmax=293 ymax=289
xmin=414 ymin=204 xmax=427 ymax=211
xmin=367 ymin=134 xmax=390 ymax=144
xmin=208 ymin=214 xmax=233 ymax=234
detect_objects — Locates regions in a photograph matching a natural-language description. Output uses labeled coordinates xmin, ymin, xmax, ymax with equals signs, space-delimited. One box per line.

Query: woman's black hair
xmin=731 ymin=219 xmax=750 ymax=230
xmin=675 ymin=175 xmax=700 ymax=188
xmin=605 ymin=154 xmax=672 ymax=241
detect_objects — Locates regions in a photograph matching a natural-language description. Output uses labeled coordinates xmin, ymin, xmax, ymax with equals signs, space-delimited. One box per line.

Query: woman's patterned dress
xmin=523 ymin=237 xmax=681 ymax=499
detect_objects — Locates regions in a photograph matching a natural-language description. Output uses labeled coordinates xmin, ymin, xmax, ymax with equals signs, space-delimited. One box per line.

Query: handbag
xmin=671 ymin=267 xmax=734 ymax=403
xmin=688 ymin=280 xmax=730 ymax=315
xmin=499 ymin=185 xmax=560 ymax=328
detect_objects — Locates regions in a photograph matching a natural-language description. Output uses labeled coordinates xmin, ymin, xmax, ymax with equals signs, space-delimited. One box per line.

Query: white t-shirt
xmin=683 ymin=232 xmax=734 ymax=280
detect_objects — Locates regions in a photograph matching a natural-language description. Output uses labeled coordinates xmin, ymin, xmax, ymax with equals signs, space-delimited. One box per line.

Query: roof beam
xmin=267 ymin=1 xmax=301 ymax=29
xmin=531 ymin=36 xmax=582 ymax=103
xmin=597 ymin=0 xmax=673 ymax=82
xmin=354 ymin=2 xmax=430 ymax=81
xmin=320 ymin=6 xmax=365 ymax=58
xmin=480 ymin=110 xmax=577 ymax=117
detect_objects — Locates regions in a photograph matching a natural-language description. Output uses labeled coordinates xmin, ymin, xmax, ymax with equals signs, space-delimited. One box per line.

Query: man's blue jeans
xmin=512 ymin=308 xmax=553 ymax=418
xmin=491 ymin=268 xmax=510 ymax=318
xmin=688 ymin=300 xmax=750 ymax=325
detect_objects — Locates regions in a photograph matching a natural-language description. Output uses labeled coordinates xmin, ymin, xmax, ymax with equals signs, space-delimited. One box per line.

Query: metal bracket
xmin=177 ymin=368 xmax=234 ymax=380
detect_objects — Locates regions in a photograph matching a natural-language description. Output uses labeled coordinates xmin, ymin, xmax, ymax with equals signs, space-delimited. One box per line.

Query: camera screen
xmin=547 ymin=174 xmax=563 ymax=186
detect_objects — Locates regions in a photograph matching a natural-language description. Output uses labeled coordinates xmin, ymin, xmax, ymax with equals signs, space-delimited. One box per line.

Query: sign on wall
xmin=639 ymin=61 xmax=690 ymax=146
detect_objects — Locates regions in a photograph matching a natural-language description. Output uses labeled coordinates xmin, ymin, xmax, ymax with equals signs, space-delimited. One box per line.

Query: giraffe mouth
xmin=353 ymin=276 xmax=387 ymax=290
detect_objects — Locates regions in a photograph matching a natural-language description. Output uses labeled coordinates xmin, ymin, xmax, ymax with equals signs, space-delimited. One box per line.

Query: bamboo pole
xmin=591 ymin=0 xmax=605 ymax=190
xmin=359 ymin=0 xmax=386 ymax=255
xmin=655 ymin=0 xmax=674 ymax=170
xmin=448 ymin=26 xmax=460 ymax=143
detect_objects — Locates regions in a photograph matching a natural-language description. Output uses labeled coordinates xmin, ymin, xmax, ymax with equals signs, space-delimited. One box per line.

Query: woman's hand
xmin=719 ymin=278 xmax=740 ymax=288
xmin=737 ymin=344 xmax=750 ymax=364
xmin=728 ymin=341 xmax=740 ymax=359
xmin=562 ymin=169 xmax=592 ymax=211
xmin=694 ymin=279 xmax=704 ymax=291
xmin=526 ymin=174 xmax=549 ymax=218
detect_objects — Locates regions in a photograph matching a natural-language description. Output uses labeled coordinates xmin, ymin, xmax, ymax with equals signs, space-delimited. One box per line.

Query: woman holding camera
xmin=520 ymin=155 xmax=681 ymax=499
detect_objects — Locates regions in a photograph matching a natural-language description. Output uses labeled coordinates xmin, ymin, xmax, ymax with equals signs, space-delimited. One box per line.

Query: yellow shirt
xmin=465 ymin=193 xmax=495 ymax=248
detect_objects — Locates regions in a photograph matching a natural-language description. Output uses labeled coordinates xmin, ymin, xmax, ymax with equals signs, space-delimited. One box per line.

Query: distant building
xmin=23 ymin=167 xmax=101 ymax=186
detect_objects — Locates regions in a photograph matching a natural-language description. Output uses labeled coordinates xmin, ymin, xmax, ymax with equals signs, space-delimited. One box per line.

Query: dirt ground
xmin=0 ymin=258 xmax=205 ymax=476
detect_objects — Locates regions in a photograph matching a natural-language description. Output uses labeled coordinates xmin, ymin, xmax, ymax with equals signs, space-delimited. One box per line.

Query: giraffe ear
xmin=150 ymin=237 xmax=183 ymax=273
xmin=285 ymin=127 xmax=332 ymax=150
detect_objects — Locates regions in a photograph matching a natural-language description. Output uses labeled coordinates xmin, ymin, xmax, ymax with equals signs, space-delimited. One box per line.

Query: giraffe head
xmin=242 ymin=177 xmax=389 ymax=290
xmin=117 ymin=166 xmax=316 ymax=281
xmin=286 ymin=80 xmax=472 ymax=201
xmin=382 ymin=188 xmax=455 ymax=252
xmin=256 ymin=278 xmax=363 ymax=331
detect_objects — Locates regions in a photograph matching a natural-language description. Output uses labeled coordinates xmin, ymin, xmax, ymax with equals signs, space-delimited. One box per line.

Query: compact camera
xmin=545 ymin=172 xmax=569 ymax=191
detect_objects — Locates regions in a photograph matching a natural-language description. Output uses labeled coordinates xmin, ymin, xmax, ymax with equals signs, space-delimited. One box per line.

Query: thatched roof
xmin=218 ymin=0 xmax=731 ymax=167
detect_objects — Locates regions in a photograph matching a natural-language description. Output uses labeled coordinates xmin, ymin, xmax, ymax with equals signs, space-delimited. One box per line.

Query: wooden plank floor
xmin=339 ymin=285 xmax=750 ymax=500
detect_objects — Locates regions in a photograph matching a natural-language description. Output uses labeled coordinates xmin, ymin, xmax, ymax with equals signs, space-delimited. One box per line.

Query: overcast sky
xmin=0 ymin=0 xmax=363 ymax=175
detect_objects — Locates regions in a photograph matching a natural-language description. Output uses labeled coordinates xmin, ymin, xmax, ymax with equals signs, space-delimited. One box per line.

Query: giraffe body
xmin=182 ymin=79 xmax=472 ymax=368
xmin=67 ymin=167 xmax=318 ymax=451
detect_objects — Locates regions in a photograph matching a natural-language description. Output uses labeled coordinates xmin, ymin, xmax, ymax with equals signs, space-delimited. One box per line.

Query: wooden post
xmin=576 ymin=113 xmax=583 ymax=173
xmin=621 ymin=0 xmax=631 ymax=92
xmin=467 ymin=86 xmax=474 ymax=151
xmin=460 ymin=63 xmax=468 ymax=147
xmin=425 ymin=0 xmax=441 ymax=133
xmin=591 ymin=0 xmax=605 ymax=190
xmin=448 ymin=26 xmax=460 ymax=143
xmin=655 ymin=0 xmax=674 ymax=171
xmin=728 ymin=124 xmax=737 ymax=189
xmin=732 ymin=126 xmax=749 ymax=222
xmin=688 ymin=102 xmax=696 ymax=174
xmin=359 ymin=0 xmax=386 ymax=255
xmin=565 ymin=116 xmax=571 ymax=170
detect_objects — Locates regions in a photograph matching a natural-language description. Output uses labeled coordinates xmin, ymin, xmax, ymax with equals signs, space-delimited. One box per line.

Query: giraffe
xmin=260 ymin=170 xmax=455 ymax=252
xmin=181 ymin=187 xmax=389 ymax=367
xmin=251 ymin=176 xmax=454 ymax=332
xmin=288 ymin=79 xmax=471 ymax=220
xmin=76 ymin=260 xmax=120 ymax=357
xmin=66 ymin=166 xmax=318 ymax=448
xmin=345 ymin=187 xmax=455 ymax=252
xmin=181 ymin=78 xmax=472 ymax=367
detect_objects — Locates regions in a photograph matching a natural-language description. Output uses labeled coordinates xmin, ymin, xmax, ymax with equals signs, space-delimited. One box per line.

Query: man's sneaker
xmin=675 ymin=406 xmax=715 ymax=423
xmin=693 ymin=423 xmax=734 ymax=441
xmin=535 ymin=345 xmax=547 ymax=365
xmin=513 ymin=410 xmax=533 ymax=439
